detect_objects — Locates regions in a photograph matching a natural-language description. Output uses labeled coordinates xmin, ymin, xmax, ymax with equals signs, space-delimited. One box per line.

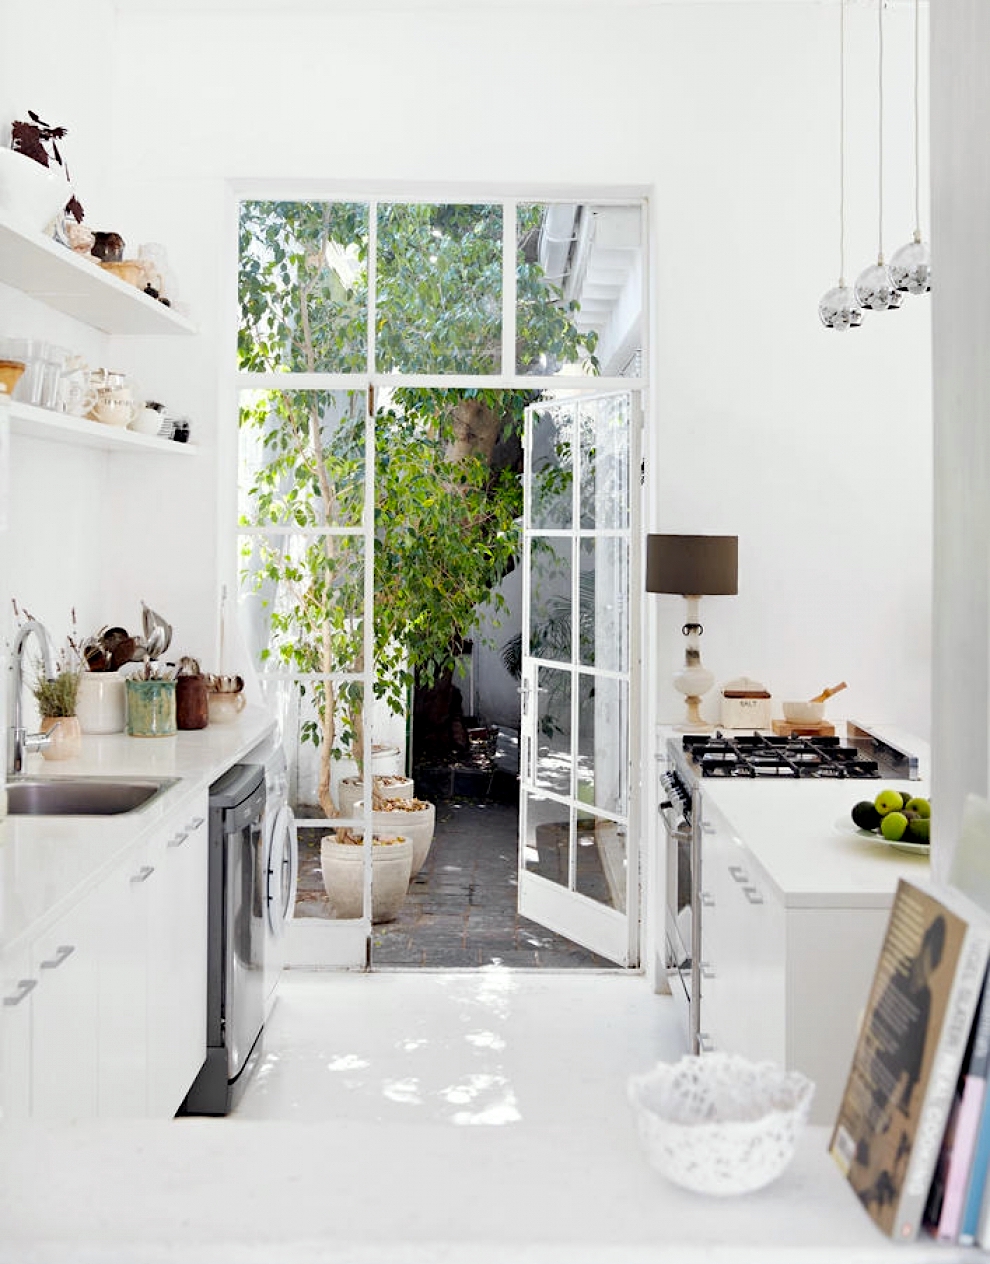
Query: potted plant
xmin=319 ymin=831 xmax=413 ymax=923
xmin=31 ymin=654 xmax=82 ymax=761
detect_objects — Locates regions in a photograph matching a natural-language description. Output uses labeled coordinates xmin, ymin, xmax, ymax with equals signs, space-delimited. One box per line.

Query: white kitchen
xmin=0 ymin=0 xmax=988 ymax=1260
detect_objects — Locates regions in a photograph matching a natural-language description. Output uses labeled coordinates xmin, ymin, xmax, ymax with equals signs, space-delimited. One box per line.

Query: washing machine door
xmin=264 ymin=802 xmax=298 ymax=937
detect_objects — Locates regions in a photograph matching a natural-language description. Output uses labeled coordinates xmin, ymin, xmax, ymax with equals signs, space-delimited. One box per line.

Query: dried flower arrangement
xmin=11 ymin=600 xmax=84 ymax=719
xmin=10 ymin=109 xmax=83 ymax=222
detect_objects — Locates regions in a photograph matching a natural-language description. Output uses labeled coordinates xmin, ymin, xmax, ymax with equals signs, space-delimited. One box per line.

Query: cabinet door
xmin=146 ymin=794 xmax=208 ymax=1117
xmin=0 ymin=947 xmax=34 ymax=1120
xmin=30 ymin=897 xmax=101 ymax=1118
xmin=97 ymin=844 xmax=152 ymax=1116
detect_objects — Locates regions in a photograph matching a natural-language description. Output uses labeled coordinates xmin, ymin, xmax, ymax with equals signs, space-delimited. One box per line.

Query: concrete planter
xmin=339 ymin=773 xmax=413 ymax=818
xmin=355 ymin=799 xmax=436 ymax=878
xmin=319 ymin=833 xmax=412 ymax=923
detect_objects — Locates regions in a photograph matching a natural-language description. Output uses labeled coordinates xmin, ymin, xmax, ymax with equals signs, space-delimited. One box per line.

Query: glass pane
xmin=529 ymin=403 xmax=573 ymax=529
xmin=534 ymin=664 xmax=572 ymax=796
xmin=517 ymin=203 xmax=643 ymax=377
xmin=522 ymin=792 xmax=571 ymax=887
xmin=238 ymin=200 xmax=368 ymax=374
xmin=578 ymin=394 xmax=630 ymax=530
xmin=376 ymin=203 xmax=502 ymax=374
xmin=528 ymin=538 xmax=572 ymax=663
xmin=577 ymin=674 xmax=627 ymax=816
xmin=238 ymin=532 xmax=365 ymax=675
xmin=574 ymin=809 xmax=626 ymax=911
xmin=578 ymin=537 xmax=628 ymax=673
xmin=239 ymin=389 xmax=366 ymax=529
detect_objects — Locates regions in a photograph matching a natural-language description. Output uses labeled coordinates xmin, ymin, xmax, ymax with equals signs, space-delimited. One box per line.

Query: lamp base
xmin=674 ymin=695 xmax=712 ymax=733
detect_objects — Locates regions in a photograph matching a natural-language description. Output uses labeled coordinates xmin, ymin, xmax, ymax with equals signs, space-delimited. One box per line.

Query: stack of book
xmin=830 ymin=873 xmax=990 ymax=1244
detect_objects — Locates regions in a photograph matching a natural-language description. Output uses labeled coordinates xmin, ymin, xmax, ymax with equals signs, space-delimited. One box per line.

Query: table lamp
xmin=645 ymin=534 xmax=738 ymax=731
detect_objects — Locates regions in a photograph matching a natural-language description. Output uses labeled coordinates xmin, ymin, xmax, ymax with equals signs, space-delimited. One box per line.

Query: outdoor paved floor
xmin=295 ymin=798 xmax=620 ymax=970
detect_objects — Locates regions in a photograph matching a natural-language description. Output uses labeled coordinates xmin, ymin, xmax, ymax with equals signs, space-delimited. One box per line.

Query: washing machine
xmin=248 ymin=731 xmax=298 ymax=1017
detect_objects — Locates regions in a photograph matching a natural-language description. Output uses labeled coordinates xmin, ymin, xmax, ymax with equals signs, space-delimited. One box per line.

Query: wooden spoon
xmin=810 ymin=681 xmax=848 ymax=704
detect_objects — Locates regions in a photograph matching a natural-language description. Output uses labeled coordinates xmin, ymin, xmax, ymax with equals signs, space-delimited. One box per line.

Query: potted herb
xmin=31 ymin=654 xmax=82 ymax=762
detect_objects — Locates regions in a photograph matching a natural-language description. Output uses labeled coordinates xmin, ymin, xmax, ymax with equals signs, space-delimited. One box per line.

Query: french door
xmin=517 ymin=391 xmax=640 ymax=966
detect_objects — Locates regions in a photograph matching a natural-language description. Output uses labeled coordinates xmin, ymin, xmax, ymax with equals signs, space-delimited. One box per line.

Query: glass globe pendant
xmin=889 ymin=233 xmax=931 ymax=294
xmin=854 ymin=257 xmax=904 ymax=311
xmin=818 ymin=2 xmax=862 ymax=331
xmin=819 ymin=283 xmax=863 ymax=331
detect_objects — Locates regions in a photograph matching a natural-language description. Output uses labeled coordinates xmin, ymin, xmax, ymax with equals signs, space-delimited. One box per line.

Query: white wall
xmin=3 ymin=0 xmax=933 ymax=749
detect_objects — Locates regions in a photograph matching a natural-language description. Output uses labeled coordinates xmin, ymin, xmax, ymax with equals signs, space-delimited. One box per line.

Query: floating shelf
xmin=0 ymin=215 xmax=196 ymax=337
xmin=8 ymin=402 xmax=197 ymax=456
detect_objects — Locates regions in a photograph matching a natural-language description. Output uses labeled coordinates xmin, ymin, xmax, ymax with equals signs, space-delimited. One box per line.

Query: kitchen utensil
xmin=810 ymin=681 xmax=848 ymax=705
xmin=81 ymin=638 xmax=108 ymax=671
xmin=109 ymin=635 xmax=138 ymax=672
xmin=782 ymin=700 xmax=825 ymax=723
xmin=145 ymin=625 xmax=167 ymax=660
xmin=141 ymin=601 xmax=173 ymax=657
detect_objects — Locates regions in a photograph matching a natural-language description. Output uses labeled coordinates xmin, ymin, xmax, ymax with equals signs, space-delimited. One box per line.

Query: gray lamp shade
xmin=645 ymin=534 xmax=738 ymax=596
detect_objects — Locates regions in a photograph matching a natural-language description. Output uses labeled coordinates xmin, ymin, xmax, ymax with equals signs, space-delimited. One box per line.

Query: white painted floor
xmin=0 ymin=970 xmax=956 ymax=1263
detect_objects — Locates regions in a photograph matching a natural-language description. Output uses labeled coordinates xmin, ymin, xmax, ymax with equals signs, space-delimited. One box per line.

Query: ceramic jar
xmin=76 ymin=672 xmax=126 ymax=734
xmin=40 ymin=715 xmax=82 ymax=761
xmin=176 ymin=674 xmax=209 ymax=730
xmin=125 ymin=678 xmax=177 ymax=737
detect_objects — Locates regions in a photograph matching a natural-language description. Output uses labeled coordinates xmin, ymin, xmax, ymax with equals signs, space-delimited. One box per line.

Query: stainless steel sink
xmin=5 ymin=776 xmax=178 ymax=817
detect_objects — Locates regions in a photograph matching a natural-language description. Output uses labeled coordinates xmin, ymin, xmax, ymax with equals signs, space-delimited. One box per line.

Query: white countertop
xmin=0 ymin=706 xmax=276 ymax=952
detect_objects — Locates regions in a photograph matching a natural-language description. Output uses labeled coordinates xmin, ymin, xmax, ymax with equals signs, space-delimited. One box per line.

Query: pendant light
xmin=855 ymin=0 xmax=904 ymax=311
xmin=819 ymin=0 xmax=863 ymax=330
xmin=889 ymin=0 xmax=931 ymax=294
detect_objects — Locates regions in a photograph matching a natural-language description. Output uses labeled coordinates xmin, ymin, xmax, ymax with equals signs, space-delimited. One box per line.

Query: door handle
xmin=728 ymin=865 xmax=748 ymax=882
xmin=700 ymin=961 xmax=715 ymax=980
xmin=697 ymin=1032 xmax=715 ymax=1053
xmin=131 ymin=865 xmax=155 ymax=884
xmin=3 ymin=978 xmax=37 ymax=1006
xmin=743 ymin=886 xmax=764 ymax=905
xmin=699 ymin=891 xmax=715 ymax=907
xmin=40 ymin=945 xmax=75 ymax=970
xmin=167 ymin=831 xmax=189 ymax=848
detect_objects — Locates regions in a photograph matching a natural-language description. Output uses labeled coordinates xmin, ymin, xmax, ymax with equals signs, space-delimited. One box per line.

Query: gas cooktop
xmin=672 ymin=728 xmax=915 ymax=781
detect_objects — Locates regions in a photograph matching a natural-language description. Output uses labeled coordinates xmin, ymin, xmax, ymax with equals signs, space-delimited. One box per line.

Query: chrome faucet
xmin=8 ymin=619 xmax=57 ymax=776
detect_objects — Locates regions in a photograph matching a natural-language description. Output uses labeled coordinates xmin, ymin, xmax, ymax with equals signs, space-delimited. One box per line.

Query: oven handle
xmin=659 ymin=801 xmax=691 ymax=842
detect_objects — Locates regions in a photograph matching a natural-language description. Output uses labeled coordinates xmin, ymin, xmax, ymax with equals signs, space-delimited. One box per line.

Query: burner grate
xmin=682 ymin=732 xmax=883 ymax=779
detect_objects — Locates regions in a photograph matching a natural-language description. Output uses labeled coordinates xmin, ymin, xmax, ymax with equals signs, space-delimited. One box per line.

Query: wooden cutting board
xmin=771 ymin=719 xmax=836 ymax=738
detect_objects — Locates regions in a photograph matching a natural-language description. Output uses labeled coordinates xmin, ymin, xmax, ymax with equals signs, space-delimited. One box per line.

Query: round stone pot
xmin=319 ymin=833 xmax=412 ymax=924
xmin=354 ymin=799 xmax=436 ymax=878
xmin=40 ymin=714 xmax=81 ymax=761
xmin=339 ymin=774 xmax=413 ymax=818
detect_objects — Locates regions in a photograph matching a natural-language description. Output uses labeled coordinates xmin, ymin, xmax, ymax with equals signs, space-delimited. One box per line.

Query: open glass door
xmin=518 ymin=391 xmax=639 ymax=966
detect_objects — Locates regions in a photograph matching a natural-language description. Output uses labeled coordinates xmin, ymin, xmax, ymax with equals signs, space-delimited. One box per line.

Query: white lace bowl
xmin=627 ymin=1053 xmax=814 ymax=1196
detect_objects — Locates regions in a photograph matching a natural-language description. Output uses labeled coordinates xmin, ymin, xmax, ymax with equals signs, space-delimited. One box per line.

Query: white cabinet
xmin=1 ymin=784 xmax=210 ymax=1121
xmin=146 ymin=796 xmax=208 ymax=1116
xmin=696 ymin=793 xmax=893 ymax=1125
xmin=0 ymin=891 xmax=101 ymax=1120
xmin=97 ymin=789 xmax=208 ymax=1118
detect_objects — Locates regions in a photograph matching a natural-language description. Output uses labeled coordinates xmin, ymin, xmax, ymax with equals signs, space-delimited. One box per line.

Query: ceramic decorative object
xmin=627 ymin=1053 xmax=814 ymax=1196
xmin=319 ymin=833 xmax=412 ymax=923
xmin=207 ymin=689 xmax=245 ymax=724
xmin=338 ymin=774 xmax=413 ymax=818
xmin=176 ymin=674 xmax=209 ymax=730
xmin=125 ymin=678 xmax=177 ymax=737
xmin=75 ymin=672 xmax=126 ymax=734
xmin=40 ymin=714 xmax=82 ymax=761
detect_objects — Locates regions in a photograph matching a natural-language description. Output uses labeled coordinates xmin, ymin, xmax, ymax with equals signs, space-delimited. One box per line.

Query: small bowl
xmin=99 ymin=259 xmax=146 ymax=288
xmin=628 ymin=1053 xmax=814 ymax=1196
xmin=782 ymin=700 xmax=825 ymax=724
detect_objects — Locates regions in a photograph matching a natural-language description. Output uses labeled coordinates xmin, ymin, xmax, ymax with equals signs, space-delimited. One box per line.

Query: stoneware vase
xmin=125 ymin=678 xmax=177 ymax=737
xmin=75 ymin=672 xmax=126 ymax=734
xmin=319 ymin=833 xmax=412 ymax=923
xmin=40 ymin=714 xmax=81 ymax=761
xmin=354 ymin=799 xmax=436 ymax=878
xmin=338 ymin=773 xmax=413 ymax=818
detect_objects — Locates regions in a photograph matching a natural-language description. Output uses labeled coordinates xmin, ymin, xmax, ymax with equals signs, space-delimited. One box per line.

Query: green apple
xmin=880 ymin=811 xmax=909 ymax=842
xmin=875 ymin=788 xmax=905 ymax=817
xmin=905 ymin=797 xmax=931 ymax=819
xmin=907 ymin=817 xmax=930 ymax=843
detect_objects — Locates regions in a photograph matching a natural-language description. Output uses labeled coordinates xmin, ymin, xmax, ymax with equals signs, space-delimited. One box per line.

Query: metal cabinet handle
xmin=40 ymin=945 xmax=75 ymax=970
xmin=167 ymin=831 xmax=189 ymax=848
xmin=130 ymin=865 xmax=155 ymax=884
xmin=702 ymin=822 xmax=715 ymax=834
xmin=743 ymin=886 xmax=764 ymax=905
xmin=700 ymin=962 xmax=715 ymax=980
xmin=186 ymin=816 xmax=205 ymax=830
xmin=697 ymin=1032 xmax=715 ymax=1053
xmin=728 ymin=865 xmax=748 ymax=882
xmin=699 ymin=891 xmax=715 ymax=907
xmin=3 ymin=978 xmax=37 ymax=1006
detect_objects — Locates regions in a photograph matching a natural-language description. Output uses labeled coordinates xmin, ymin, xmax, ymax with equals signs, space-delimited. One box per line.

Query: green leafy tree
xmin=238 ymin=199 xmax=596 ymax=816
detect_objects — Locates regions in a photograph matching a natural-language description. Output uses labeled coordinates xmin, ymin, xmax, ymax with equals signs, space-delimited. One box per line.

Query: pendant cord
xmin=877 ymin=0 xmax=885 ymax=264
xmin=913 ymin=0 xmax=921 ymax=241
xmin=839 ymin=0 xmax=847 ymax=285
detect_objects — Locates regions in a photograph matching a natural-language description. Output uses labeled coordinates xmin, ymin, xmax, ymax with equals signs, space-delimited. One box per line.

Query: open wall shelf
xmin=0 ymin=215 xmax=196 ymax=337
xmin=8 ymin=401 xmax=197 ymax=456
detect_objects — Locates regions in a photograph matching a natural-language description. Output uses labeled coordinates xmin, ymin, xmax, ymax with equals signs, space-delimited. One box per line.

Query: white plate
xmin=833 ymin=816 xmax=930 ymax=856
